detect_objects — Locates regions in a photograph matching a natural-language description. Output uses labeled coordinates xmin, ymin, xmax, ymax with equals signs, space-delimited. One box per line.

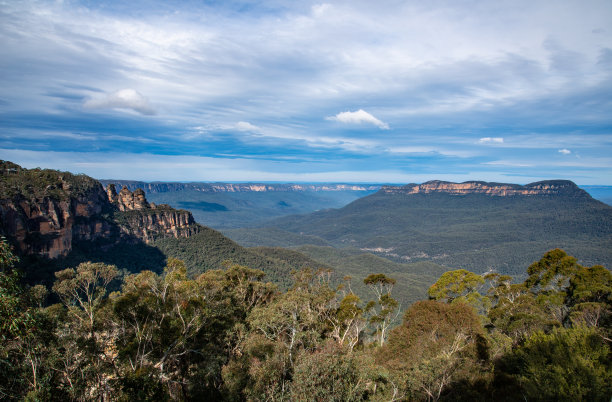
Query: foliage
xmin=0 ymin=245 xmax=610 ymax=400
xmin=495 ymin=327 xmax=612 ymax=401
xmin=0 ymin=160 xmax=101 ymax=200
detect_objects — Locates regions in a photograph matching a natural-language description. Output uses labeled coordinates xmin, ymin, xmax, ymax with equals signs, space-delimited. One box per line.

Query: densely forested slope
xmin=222 ymin=227 xmax=331 ymax=248
xmin=242 ymin=182 xmax=612 ymax=276
xmin=292 ymin=245 xmax=449 ymax=306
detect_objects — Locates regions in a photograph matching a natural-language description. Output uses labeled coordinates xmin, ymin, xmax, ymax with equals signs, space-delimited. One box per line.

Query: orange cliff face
xmin=108 ymin=184 xmax=200 ymax=242
xmin=0 ymin=183 xmax=113 ymax=258
xmin=0 ymin=167 xmax=200 ymax=259
xmin=380 ymin=180 xmax=589 ymax=197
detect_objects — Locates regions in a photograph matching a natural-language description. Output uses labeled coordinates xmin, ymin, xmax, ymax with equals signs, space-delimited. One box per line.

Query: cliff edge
xmin=0 ymin=161 xmax=199 ymax=259
xmin=379 ymin=180 xmax=590 ymax=198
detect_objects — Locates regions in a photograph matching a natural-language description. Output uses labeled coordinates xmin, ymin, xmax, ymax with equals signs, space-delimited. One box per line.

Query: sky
xmin=1 ymin=0 xmax=611 ymax=184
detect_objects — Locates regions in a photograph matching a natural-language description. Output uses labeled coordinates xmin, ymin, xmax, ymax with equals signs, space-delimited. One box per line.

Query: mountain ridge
xmin=236 ymin=178 xmax=612 ymax=276
xmin=381 ymin=179 xmax=590 ymax=197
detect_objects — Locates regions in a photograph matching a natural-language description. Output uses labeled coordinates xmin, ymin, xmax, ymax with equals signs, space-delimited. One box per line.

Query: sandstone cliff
xmin=380 ymin=180 xmax=591 ymax=198
xmin=109 ymin=186 xmax=199 ymax=242
xmin=0 ymin=161 xmax=199 ymax=259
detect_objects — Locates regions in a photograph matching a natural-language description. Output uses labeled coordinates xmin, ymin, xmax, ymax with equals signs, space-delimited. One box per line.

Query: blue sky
xmin=1 ymin=0 xmax=611 ymax=184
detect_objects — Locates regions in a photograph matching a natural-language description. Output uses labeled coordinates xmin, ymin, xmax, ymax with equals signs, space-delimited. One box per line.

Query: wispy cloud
xmin=558 ymin=148 xmax=571 ymax=155
xmin=234 ymin=121 xmax=261 ymax=132
xmin=84 ymin=89 xmax=155 ymax=115
xmin=327 ymin=109 xmax=389 ymax=129
xmin=479 ymin=137 xmax=504 ymax=144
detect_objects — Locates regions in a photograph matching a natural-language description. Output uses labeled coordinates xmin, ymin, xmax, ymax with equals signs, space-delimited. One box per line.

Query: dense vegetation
xmin=0 ymin=160 xmax=102 ymax=201
xmin=242 ymin=190 xmax=612 ymax=276
xmin=2 ymin=238 xmax=610 ymax=401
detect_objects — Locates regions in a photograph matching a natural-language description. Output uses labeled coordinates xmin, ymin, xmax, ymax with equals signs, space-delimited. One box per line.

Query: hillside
xmin=292 ymin=245 xmax=448 ymax=306
xmin=237 ymin=180 xmax=612 ymax=276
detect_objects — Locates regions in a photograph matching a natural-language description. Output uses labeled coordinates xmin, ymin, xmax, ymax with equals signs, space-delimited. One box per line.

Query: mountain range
xmin=3 ymin=161 xmax=611 ymax=307
xmin=227 ymin=180 xmax=612 ymax=277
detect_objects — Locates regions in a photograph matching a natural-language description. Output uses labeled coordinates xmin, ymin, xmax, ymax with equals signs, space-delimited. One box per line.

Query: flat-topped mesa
xmin=380 ymin=180 xmax=590 ymax=197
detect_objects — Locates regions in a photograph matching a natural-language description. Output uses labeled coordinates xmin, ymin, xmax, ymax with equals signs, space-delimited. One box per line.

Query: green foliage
xmin=0 ymin=160 xmax=101 ymax=200
xmin=428 ymin=269 xmax=485 ymax=303
xmin=152 ymin=228 xmax=297 ymax=289
xmin=293 ymin=244 xmax=449 ymax=308
xmin=496 ymin=327 xmax=612 ymax=401
xmin=2 ymin=236 xmax=612 ymax=401
xmin=378 ymin=300 xmax=486 ymax=401
xmin=525 ymin=248 xmax=580 ymax=290
xmin=290 ymin=346 xmax=365 ymax=401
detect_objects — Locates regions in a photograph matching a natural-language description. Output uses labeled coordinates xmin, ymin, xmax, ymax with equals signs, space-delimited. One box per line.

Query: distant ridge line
xmin=380 ymin=180 xmax=590 ymax=197
xmin=99 ymin=180 xmax=381 ymax=193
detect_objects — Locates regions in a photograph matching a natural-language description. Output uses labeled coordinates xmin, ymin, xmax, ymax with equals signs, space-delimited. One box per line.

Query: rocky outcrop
xmin=115 ymin=186 xmax=149 ymax=211
xmin=108 ymin=186 xmax=200 ymax=242
xmin=0 ymin=178 xmax=113 ymax=258
xmin=380 ymin=180 xmax=591 ymax=198
xmin=0 ymin=161 xmax=200 ymax=259
xmin=114 ymin=207 xmax=200 ymax=242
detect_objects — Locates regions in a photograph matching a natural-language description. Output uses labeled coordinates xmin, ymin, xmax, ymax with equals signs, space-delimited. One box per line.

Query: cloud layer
xmin=84 ymin=89 xmax=156 ymax=115
xmin=0 ymin=0 xmax=611 ymax=183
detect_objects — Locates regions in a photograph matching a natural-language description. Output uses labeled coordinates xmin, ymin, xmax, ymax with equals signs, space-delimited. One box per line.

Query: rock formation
xmin=0 ymin=161 xmax=199 ymax=259
xmin=107 ymin=185 xmax=199 ymax=242
xmin=380 ymin=180 xmax=590 ymax=198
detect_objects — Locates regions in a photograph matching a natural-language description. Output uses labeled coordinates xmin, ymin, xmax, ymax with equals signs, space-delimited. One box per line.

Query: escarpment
xmin=0 ymin=161 xmax=199 ymax=259
xmin=380 ymin=180 xmax=591 ymax=198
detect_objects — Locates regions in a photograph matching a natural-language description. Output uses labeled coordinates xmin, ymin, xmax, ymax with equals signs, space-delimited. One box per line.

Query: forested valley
xmin=1 ymin=239 xmax=610 ymax=401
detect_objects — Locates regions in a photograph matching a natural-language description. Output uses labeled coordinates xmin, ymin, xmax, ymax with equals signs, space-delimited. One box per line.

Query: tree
xmin=428 ymin=269 xmax=484 ymax=303
xmin=378 ymin=300 xmax=485 ymax=401
xmin=364 ymin=273 xmax=400 ymax=347
xmin=525 ymin=248 xmax=580 ymax=292
xmin=328 ymin=293 xmax=367 ymax=351
xmin=495 ymin=326 xmax=612 ymax=401
xmin=52 ymin=262 xmax=118 ymax=400
xmin=290 ymin=345 xmax=365 ymax=402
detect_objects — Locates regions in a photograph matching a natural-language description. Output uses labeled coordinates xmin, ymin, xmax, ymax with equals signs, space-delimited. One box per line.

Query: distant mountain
xmin=236 ymin=180 xmax=612 ymax=276
xmin=100 ymin=180 xmax=380 ymax=228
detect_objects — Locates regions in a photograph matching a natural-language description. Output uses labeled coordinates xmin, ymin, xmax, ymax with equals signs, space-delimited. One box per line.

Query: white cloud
xmin=558 ymin=148 xmax=571 ymax=155
xmin=479 ymin=137 xmax=504 ymax=144
xmin=327 ymin=109 xmax=389 ymax=129
xmin=235 ymin=121 xmax=261 ymax=132
xmin=84 ymin=89 xmax=155 ymax=115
